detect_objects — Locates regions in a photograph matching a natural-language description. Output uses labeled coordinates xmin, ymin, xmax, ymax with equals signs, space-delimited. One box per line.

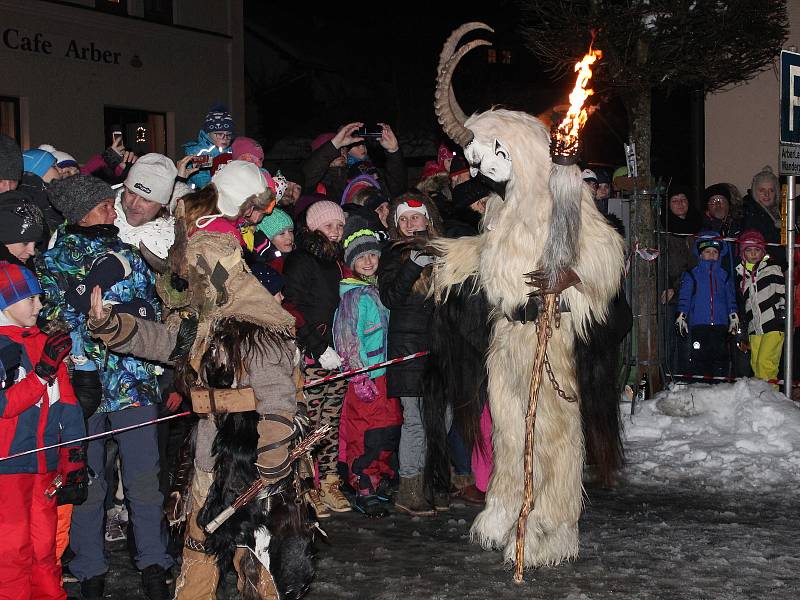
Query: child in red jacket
xmin=0 ymin=262 xmax=85 ymax=600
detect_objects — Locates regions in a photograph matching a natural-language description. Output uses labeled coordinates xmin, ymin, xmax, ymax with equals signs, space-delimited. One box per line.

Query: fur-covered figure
xmin=89 ymin=212 xmax=316 ymax=599
xmin=430 ymin=24 xmax=626 ymax=569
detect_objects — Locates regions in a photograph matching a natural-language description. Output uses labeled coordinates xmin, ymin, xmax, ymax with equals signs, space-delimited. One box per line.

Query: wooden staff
xmin=205 ymin=423 xmax=332 ymax=534
xmin=514 ymin=292 xmax=557 ymax=583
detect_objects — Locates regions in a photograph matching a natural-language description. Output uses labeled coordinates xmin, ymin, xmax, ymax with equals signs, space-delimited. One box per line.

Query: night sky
xmin=244 ymin=1 xmax=691 ymax=184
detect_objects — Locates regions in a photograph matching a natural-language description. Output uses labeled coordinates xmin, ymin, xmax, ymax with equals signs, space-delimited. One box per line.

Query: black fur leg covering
xmin=423 ymin=278 xmax=490 ymax=497
xmin=196 ymin=411 xmax=266 ymax=567
xmin=266 ymin=493 xmax=316 ymax=599
xmin=575 ymin=291 xmax=631 ymax=486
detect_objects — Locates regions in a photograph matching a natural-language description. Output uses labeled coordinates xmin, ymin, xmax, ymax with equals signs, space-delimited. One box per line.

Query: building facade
xmin=705 ymin=2 xmax=800 ymax=195
xmin=0 ymin=0 xmax=244 ymax=161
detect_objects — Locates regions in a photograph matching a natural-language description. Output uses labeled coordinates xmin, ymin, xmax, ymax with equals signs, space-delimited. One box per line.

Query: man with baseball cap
xmin=115 ymin=153 xmax=190 ymax=260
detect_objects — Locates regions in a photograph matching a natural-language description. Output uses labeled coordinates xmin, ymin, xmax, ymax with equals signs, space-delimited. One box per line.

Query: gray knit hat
xmin=0 ymin=135 xmax=23 ymax=182
xmin=49 ymin=174 xmax=115 ymax=224
xmin=343 ymin=215 xmax=381 ymax=267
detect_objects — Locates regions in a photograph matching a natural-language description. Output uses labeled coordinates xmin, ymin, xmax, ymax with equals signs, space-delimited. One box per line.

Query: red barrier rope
xmin=0 ymin=351 xmax=431 ymax=461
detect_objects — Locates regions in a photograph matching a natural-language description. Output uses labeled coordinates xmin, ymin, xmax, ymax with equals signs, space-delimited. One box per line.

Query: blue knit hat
xmin=0 ymin=262 xmax=42 ymax=310
xmin=22 ymin=148 xmax=56 ymax=179
xmin=203 ymin=103 xmax=235 ymax=134
xmin=255 ymin=207 xmax=294 ymax=241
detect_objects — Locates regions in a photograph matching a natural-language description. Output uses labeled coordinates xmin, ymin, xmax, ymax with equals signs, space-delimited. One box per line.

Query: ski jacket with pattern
xmin=735 ymin=255 xmax=785 ymax=335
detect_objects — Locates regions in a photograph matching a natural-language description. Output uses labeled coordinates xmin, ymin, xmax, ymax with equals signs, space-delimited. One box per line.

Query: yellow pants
xmin=749 ymin=331 xmax=784 ymax=387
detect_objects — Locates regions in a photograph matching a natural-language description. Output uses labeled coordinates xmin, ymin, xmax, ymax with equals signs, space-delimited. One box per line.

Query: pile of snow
xmin=622 ymin=378 xmax=800 ymax=492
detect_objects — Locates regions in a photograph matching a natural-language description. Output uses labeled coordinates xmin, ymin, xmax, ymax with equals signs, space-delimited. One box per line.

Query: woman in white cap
xmin=181 ymin=160 xmax=275 ymax=246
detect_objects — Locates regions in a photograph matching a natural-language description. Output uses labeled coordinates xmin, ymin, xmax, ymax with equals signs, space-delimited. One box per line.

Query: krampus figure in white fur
xmin=431 ymin=23 xmax=625 ymax=568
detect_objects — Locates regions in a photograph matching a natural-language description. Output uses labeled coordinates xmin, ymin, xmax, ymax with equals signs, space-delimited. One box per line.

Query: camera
xmin=355 ymin=123 xmax=383 ymax=138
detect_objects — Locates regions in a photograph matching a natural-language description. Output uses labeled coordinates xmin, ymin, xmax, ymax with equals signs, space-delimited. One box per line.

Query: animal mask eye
xmin=494 ymin=139 xmax=510 ymax=161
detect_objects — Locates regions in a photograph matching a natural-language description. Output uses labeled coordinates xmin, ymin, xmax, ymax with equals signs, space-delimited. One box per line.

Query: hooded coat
xmin=677 ymin=231 xmax=738 ymax=328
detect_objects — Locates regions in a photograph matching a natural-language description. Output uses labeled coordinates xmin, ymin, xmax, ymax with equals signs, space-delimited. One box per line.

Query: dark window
xmin=104 ymin=106 xmax=167 ymax=156
xmin=94 ymin=0 xmax=128 ymax=15
xmin=487 ymin=48 xmax=497 ymax=64
xmin=144 ymin=0 xmax=173 ymax=25
xmin=0 ymin=96 xmax=21 ymax=142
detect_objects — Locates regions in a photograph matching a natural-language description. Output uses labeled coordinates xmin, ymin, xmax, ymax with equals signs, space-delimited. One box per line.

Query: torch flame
xmin=552 ymin=48 xmax=602 ymax=157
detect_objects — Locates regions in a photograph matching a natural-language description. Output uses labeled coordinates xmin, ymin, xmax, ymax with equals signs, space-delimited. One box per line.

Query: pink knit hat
xmin=306 ymin=200 xmax=345 ymax=232
xmin=231 ymin=136 xmax=264 ymax=162
xmin=311 ymin=132 xmax=335 ymax=152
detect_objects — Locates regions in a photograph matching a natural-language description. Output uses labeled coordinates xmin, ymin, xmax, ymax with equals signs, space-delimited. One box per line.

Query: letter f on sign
xmin=790 ymin=65 xmax=800 ymax=133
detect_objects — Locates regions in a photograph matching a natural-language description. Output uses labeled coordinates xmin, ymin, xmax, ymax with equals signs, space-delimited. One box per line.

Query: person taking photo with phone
xmin=302 ymin=121 xmax=407 ymax=202
xmin=181 ymin=103 xmax=235 ymax=190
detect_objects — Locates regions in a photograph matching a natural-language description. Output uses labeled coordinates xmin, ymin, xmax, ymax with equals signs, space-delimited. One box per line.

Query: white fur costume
xmin=432 ymin=27 xmax=625 ymax=568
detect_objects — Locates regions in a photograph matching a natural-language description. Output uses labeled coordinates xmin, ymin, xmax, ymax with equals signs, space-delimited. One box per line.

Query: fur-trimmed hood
xmin=387 ymin=191 xmax=444 ymax=241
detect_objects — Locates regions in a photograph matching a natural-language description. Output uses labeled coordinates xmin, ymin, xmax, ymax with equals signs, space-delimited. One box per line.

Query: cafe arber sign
xmin=2 ymin=27 xmax=123 ymax=64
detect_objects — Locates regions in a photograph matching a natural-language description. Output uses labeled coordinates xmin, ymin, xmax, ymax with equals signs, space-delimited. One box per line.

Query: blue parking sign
xmin=781 ymin=50 xmax=800 ymax=144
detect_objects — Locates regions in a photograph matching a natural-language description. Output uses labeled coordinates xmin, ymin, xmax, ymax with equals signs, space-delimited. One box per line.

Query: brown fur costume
xmin=90 ymin=215 xmax=315 ymax=599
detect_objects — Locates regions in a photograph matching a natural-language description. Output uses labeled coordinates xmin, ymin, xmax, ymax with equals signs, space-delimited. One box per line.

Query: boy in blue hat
xmin=0 ymin=262 xmax=85 ymax=599
xmin=676 ymin=231 xmax=739 ymax=379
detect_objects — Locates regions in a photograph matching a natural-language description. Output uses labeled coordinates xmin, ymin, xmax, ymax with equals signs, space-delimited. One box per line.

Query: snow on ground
xmin=65 ymin=377 xmax=800 ymax=599
xmin=623 ymin=378 xmax=800 ymax=493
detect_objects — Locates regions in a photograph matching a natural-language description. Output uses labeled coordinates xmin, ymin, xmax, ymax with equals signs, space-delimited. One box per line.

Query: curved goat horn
xmin=138 ymin=241 xmax=169 ymax=275
xmin=436 ymin=22 xmax=495 ymax=125
xmin=435 ymin=38 xmax=493 ymax=146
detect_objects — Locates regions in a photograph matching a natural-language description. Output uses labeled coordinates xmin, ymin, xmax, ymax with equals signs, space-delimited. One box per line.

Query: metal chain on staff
xmin=514 ymin=292 xmax=557 ymax=583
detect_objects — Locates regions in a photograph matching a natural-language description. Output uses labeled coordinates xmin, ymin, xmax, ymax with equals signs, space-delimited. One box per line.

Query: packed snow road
xmin=66 ymin=379 xmax=800 ymax=599
xmin=307 ymin=482 xmax=796 ymax=600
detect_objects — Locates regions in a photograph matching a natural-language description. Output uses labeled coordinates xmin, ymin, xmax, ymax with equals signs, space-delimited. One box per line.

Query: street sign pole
xmin=786 ymin=177 xmax=795 ymax=398
xmin=779 ymin=49 xmax=800 ymax=397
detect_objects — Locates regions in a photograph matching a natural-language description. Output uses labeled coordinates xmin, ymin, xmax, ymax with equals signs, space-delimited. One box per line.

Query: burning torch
xmin=514 ymin=46 xmax=602 ymax=584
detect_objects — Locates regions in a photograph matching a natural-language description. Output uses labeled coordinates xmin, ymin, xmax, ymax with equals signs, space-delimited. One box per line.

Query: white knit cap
xmin=210 ymin=160 xmax=268 ymax=217
xmin=52 ymin=150 xmax=78 ymax=167
xmin=124 ymin=153 xmax=178 ymax=206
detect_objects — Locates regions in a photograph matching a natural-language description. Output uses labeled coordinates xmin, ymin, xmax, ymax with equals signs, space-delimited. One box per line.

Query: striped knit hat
xmin=0 ymin=262 xmax=42 ymax=310
xmin=343 ymin=216 xmax=381 ymax=267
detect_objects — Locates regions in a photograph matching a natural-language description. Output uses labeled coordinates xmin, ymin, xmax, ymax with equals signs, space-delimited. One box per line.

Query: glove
xmin=112 ymin=298 xmax=157 ymax=321
xmin=318 ymin=346 xmax=343 ymax=370
xmin=56 ymin=445 xmax=88 ymax=506
xmin=352 ymin=374 xmax=379 ymax=402
xmin=728 ymin=312 xmax=740 ymax=335
xmin=170 ymin=272 xmax=189 ymax=293
xmin=410 ymin=250 xmax=435 ymax=268
xmin=65 ymin=252 xmax=132 ymax=314
xmin=35 ymin=331 xmax=72 ymax=383
xmin=675 ymin=312 xmax=688 ymax=338
xmin=71 ymin=369 xmax=103 ymax=419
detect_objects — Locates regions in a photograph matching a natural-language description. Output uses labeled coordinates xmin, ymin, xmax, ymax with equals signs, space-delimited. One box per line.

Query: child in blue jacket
xmin=0 ymin=262 xmax=85 ymax=600
xmin=676 ymin=232 xmax=739 ymax=379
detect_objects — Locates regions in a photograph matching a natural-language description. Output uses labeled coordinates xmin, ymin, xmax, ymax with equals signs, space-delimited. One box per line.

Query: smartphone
xmin=355 ymin=123 xmax=383 ymax=138
xmin=111 ymin=130 xmax=123 ymax=147
xmin=193 ymin=154 xmax=212 ymax=168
